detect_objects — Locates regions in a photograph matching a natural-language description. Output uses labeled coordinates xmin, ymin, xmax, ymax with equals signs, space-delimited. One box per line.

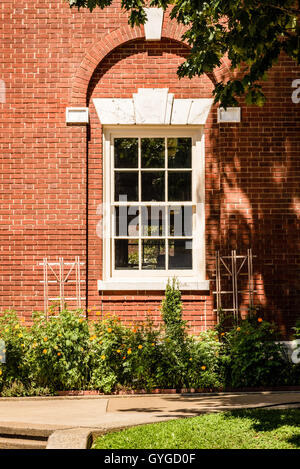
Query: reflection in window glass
xmin=142 ymin=239 xmax=165 ymax=270
xmin=115 ymin=239 xmax=139 ymax=270
xmin=141 ymin=138 xmax=165 ymax=168
xmin=169 ymin=239 xmax=192 ymax=270
xmin=112 ymin=135 xmax=196 ymax=273
xmin=168 ymin=172 xmax=192 ymax=201
xmin=168 ymin=138 xmax=192 ymax=168
xmin=115 ymin=172 xmax=138 ymax=202
xmin=115 ymin=138 xmax=138 ymax=168
xmin=142 ymin=171 xmax=165 ymax=201
xmin=141 ymin=206 xmax=165 ymax=237
xmin=115 ymin=206 xmax=139 ymax=237
xmin=168 ymin=206 xmax=193 ymax=237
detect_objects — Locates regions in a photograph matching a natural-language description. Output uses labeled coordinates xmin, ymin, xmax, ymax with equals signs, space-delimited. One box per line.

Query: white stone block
xmin=133 ymin=88 xmax=169 ymax=124
xmin=188 ymin=98 xmax=214 ymax=124
xmin=143 ymin=8 xmax=164 ymax=41
xmin=93 ymin=98 xmax=135 ymax=125
xmin=217 ymin=107 xmax=241 ymax=123
xmin=171 ymin=99 xmax=192 ymax=125
xmin=164 ymin=93 xmax=174 ymax=124
xmin=66 ymin=107 xmax=89 ymax=124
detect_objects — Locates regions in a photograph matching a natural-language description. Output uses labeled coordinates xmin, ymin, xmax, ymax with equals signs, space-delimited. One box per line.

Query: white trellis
xmin=213 ymin=249 xmax=256 ymax=322
xmin=39 ymin=257 xmax=85 ymax=319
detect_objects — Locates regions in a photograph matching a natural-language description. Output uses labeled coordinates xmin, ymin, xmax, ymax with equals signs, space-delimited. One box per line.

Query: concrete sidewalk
xmin=0 ymin=391 xmax=299 ymax=448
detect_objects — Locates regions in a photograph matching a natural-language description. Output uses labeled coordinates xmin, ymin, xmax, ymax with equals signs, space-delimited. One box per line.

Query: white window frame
xmin=98 ymin=125 xmax=209 ymax=291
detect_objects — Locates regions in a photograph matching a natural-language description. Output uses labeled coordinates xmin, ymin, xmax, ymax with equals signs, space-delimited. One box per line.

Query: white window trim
xmin=98 ymin=125 xmax=209 ymax=291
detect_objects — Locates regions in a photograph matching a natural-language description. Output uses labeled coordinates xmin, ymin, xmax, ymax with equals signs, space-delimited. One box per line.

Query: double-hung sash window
xmin=101 ymin=127 xmax=207 ymax=290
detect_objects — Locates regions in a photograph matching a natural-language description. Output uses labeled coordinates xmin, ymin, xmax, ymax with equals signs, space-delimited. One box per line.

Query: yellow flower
xmin=107 ymin=328 xmax=112 ymax=333
xmin=87 ymin=309 xmax=91 ymax=313
xmin=151 ymin=343 xmax=155 ymax=346
xmin=21 ymin=343 xmax=25 ymax=347
xmin=14 ymin=325 xmax=20 ymax=330
xmin=0 ymin=370 xmax=2 ymax=376
xmin=43 ymin=337 xmax=48 ymax=342
xmin=18 ymin=333 xmax=23 ymax=338
xmin=101 ymin=355 xmax=106 ymax=360
xmin=42 ymin=349 xmax=47 ymax=354
xmin=79 ymin=318 xmax=84 ymax=323
xmin=54 ymin=345 xmax=58 ymax=350
xmin=236 ymin=327 xmax=241 ymax=331
xmin=89 ymin=335 xmax=96 ymax=341
xmin=138 ymin=345 xmax=143 ymax=349
xmin=99 ymin=340 xmax=103 ymax=345
xmin=5 ymin=328 xmax=9 ymax=332
xmin=201 ymin=366 xmax=206 ymax=370
xmin=96 ymin=311 xmax=101 ymax=316
xmin=81 ymin=347 xmax=84 ymax=352
xmin=189 ymin=358 xmax=193 ymax=361
xmin=116 ymin=349 xmax=121 ymax=353
xmin=127 ymin=348 xmax=132 ymax=354
xmin=57 ymin=352 xmax=61 ymax=356
xmin=58 ymin=333 xmax=62 ymax=337
xmin=221 ymin=332 xmax=225 ymax=336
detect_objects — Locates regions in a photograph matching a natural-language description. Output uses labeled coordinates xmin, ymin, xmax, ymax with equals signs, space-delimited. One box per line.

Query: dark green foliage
xmin=67 ymin=0 xmax=300 ymax=107
xmin=222 ymin=315 xmax=299 ymax=387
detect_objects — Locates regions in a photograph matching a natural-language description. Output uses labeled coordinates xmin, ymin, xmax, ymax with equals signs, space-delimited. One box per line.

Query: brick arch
xmin=70 ymin=23 xmax=232 ymax=105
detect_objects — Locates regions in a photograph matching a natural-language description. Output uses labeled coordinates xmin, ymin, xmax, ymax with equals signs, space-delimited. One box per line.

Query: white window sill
xmin=97 ymin=279 xmax=210 ymax=291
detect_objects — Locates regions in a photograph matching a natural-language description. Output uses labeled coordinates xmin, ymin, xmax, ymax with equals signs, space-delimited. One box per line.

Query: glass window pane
xmin=115 ymin=172 xmax=138 ymax=202
xmin=168 ymin=138 xmax=191 ymax=168
xmin=114 ymin=138 xmax=138 ymax=168
xmin=168 ymin=206 xmax=193 ymax=237
xmin=142 ymin=239 xmax=165 ymax=270
xmin=169 ymin=239 xmax=193 ymax=270
xmin=141 ymin=171 xmax=165 ymax=201
xmin=115 ymin=206 xmax=139 ymax=237
xmin=141 ymin=138 xmax=165 ymax=168
xmin=115 ymin=239 xmax=139 ymax=270
xmin=141 ymin=206 xmax=165 ymax=237
xmin=168 ymin=171 xmax=192 ymax=201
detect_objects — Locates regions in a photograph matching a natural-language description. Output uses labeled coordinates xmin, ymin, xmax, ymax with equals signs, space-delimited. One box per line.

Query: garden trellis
xmin=213 ymin=249 xmax=256 ymax=322
xmin=39 ymin=257 xmax=86 ymax=319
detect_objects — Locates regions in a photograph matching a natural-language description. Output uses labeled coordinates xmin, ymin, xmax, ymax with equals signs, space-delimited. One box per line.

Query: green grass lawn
xmin=92 ymin=409 xmax=300 ymax=450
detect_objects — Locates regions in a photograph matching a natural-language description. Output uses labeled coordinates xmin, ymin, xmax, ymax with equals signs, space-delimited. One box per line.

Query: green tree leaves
xmin=68 ymin=0 xmax=299 ymax=107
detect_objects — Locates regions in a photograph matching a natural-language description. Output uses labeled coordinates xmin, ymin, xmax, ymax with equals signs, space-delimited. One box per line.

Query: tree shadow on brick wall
xmin=206 ymin=82 xmax=300 ymax=336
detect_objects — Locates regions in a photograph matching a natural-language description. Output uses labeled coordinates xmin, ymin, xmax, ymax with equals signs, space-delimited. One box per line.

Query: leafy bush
xmin=292 ymin=318 xmax=300 ymax=339
xmin=1 ymin=289 xmax=299 ymax=395
xmin=28 ymin=310 xmax=90 ymax=391
xmin=223 ymin=315 xmax=291 ymax=388
xmin=0 ymin=312 xmax=31 ymax=390
xmin=184 ymin=330 xmax=224 ymax=389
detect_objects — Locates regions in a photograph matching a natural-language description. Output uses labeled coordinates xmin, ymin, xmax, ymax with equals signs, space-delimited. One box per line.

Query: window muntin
xmin=112 ymin=135 xmax=196 ymax=273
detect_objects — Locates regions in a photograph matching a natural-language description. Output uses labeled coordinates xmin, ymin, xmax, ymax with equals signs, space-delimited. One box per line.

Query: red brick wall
xmin=0 ymin=1 xmax=299 ymax=337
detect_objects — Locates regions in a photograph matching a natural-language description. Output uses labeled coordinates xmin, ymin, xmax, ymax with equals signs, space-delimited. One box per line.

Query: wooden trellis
xmin=213 ymin=249 xmax=256 ymax=322
xmin=39 ymin=257 xmax=85 ymax=319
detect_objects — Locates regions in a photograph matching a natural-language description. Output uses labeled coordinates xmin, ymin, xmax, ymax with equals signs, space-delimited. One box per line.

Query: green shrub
xmin=1 ymin=293 xmax=299 ymax=395
xmin=223 ymin=315 xmax=290 ymax=388
xmin=292 ymin=318 xmax=300 ymax=339
xmin=184 ymin=330 xmax=224 ymax=389
xmin=0 ymin=311 xmax=31 ymax=391
xmin=28 ymin=310 xmax=90 ymax=391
